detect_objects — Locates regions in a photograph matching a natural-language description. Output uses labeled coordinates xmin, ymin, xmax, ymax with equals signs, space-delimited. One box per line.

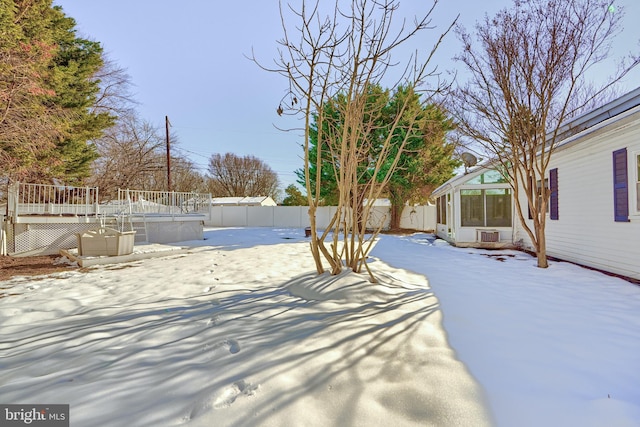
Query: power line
xmin=171 ymin=146 xmax=302 ymax=175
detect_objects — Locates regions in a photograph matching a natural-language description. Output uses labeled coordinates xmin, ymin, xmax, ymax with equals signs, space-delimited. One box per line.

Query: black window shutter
xmin=612 ymin=148 xmax=629 ymax=222
xmin=549 ymin=168 xmax=559 ymax=220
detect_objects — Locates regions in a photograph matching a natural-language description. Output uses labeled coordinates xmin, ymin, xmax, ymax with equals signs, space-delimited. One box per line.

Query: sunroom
xmin=431 ymin=165 xmax=514 ymax=248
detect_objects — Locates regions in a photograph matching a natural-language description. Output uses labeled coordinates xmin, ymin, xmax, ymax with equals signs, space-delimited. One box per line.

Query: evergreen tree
xmin=382 ymin=88 xmax=459 ymax=229
xmin=281 ymin=184 xmax=308 ymax=206
xmin=296 ymin=85 xmax=459 ymax=228
xmin=0 ymin=0 xmax=114 ymax=184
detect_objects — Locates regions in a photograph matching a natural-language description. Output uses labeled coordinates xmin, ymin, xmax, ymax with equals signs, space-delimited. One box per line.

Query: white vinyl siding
xmin=514 ymin=108 xmax=640 ymax=281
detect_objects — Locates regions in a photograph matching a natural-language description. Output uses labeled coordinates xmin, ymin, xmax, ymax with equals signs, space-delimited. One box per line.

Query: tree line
xmin=3 ymin=0 xmax=637 ymax=274
xmin=259 ymin=0 xmax=637 ymax=278
xmin=1 ymin=0 xmax=459 ymax=216
xmin=0 ymin=0 xmax=282 ymax=202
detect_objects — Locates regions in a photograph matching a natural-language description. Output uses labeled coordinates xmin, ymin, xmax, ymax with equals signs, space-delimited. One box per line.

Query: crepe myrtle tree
xmin=253 ymin=0 xmax=456 ymax=281
xmin=450 ymin=0 xmax=639 ymax=268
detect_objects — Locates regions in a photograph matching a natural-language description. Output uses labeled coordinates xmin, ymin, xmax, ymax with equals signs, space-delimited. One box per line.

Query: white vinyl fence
xmin=205 ymin=205 xmax=436 ymax=231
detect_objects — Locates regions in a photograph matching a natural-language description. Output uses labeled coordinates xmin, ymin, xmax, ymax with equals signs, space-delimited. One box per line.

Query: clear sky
xmin=53 ymin=0 xmax=640 ymax=191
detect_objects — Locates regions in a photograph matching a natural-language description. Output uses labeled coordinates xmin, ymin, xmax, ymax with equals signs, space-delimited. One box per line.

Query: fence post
xmin=84 ymin=186 xmax=89 ymax=216
xmin=95 ymin=187 xmax=100 ymax=216
xmin=172 ymin=191 xmax=176 ymax=219
xmin=0 ymin=215 xmax=6 ymax=256
xmin=9 ymin=182 xmax=18 ymax=222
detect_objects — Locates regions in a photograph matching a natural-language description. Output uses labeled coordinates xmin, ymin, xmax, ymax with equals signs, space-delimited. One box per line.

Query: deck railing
xmin=6 ymin=182 xmax=212 ymax=221
xmin=117 ymin=189 xmax=211 ymax=216
xmin=8 ymin=181 xmax=100 ymax=220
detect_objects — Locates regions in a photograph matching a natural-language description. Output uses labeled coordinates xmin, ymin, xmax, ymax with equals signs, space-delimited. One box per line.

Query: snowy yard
xmin=1 ymin=228 xmax=639 ymax=427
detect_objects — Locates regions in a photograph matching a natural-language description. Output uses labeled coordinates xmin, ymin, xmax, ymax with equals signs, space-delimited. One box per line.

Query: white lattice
xmin=10 ymin=223 xmax=100 ymax=255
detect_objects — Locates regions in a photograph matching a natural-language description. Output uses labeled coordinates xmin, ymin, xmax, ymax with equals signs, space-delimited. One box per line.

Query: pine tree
xmin=281 ymin=184 xmax=308 ymax=206
xmin=297 ymin=85 xmax=459 ymax=229
xmin=0 ymin=0 xmax=114 ymax=184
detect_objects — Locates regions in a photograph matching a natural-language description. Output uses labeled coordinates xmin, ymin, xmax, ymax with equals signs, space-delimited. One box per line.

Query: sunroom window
xmin=461 ymin=188 xmax=512 ymax=227
xmin=461 ymin=189 xmax=484 ymax=226
xmin=465 ymin=169 xmax=508 ymax=185
xmin=437 ymin=195 xmax=447 ymax=224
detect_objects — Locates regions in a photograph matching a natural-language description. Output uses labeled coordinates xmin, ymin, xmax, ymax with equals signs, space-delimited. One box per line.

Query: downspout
xmin=448 ymin=182 xmax=455 ymax=241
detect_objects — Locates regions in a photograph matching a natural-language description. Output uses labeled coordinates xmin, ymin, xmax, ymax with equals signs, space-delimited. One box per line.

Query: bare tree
xmin=206 ymin=153 xmax=280 ymax=199
xmin=254 ymin=0 xmax=455 ymax=280
xmin=162 ymin=156 xmax=207 ymax=193
xmin=88 ymin=113 xmax=169 ymax=199
xmin=450 ymin=0 xmax=639 ymax=268
xmin=91 ymin=55 xmax=137 ymax=117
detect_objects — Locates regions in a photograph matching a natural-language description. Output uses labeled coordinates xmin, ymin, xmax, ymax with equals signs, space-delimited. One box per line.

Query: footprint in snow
xmin=226 ymin=339 xmax=240 ymax=354
xmin=206 ymin=315 xmax=221 ymax=326
xmin=213 ymin=380 xmax=259 ymax=409
xmin=182 ymin=380 xmax=259 ymax=422
xmin=204 ymin=339 xmax=240 ymax=355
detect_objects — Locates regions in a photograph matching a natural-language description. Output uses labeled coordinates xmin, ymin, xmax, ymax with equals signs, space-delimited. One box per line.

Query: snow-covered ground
xmin=371 ymin=233 xmax=640 ymax=427
xmin=1 ymin=227 xmax=639 ymax=427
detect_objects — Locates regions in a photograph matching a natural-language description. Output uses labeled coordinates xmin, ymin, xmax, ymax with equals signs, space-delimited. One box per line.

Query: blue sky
xmin=53 ymin=1 xmax=640 ymax=191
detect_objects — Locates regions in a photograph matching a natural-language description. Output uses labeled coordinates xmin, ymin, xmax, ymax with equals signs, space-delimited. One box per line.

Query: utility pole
xmin=165 ymin=115 xmax=172 ymax=192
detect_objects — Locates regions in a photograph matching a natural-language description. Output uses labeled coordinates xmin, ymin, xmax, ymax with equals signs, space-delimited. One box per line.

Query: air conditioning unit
xmin=477 ymin=229 xmax=500 ymax=243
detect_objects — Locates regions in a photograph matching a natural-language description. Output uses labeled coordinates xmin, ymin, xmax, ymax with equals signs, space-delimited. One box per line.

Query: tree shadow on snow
xmin=0 ymin=268 xmax=442 ymax=427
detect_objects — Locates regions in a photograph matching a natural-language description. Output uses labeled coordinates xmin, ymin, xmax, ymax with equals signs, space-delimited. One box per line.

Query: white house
xmin=432 ymin=87 xmax=640 ymax=281
xmin=210 ymin=196 xmax=277 ymax=206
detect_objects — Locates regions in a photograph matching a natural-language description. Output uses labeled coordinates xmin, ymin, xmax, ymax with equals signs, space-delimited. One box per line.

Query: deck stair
xmin=128 ymin=218 xmax=148 ymax=243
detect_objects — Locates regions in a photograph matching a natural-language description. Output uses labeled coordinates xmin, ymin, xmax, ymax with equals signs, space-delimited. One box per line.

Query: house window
xmin=613 ymin=148 xmax=629 ymax=222
xmin=486 ymin=189 xmax=512 ymax=226
xmin=461 ymin=188 xmax=512 ymax=227
xmin=461 ymin=189 xmax=484 ymax=226
xmin=437 ymin=195 xmax=447 ymax=224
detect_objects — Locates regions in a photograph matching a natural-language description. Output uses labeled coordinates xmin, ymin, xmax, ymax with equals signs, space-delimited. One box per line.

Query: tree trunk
xmin=536 ymin=222 xmax=549 ymax=268
xmin=390 ymin=203 xmax=403 ymax=230
xmin=307 ymin=205 xmax=325 ymax=274
xmin=388 ymin=186 xmax=406 ymax=230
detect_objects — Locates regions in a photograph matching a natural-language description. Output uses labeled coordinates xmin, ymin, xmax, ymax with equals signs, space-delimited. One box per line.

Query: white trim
xmin=555 ymin=105 xmax=640 ymax=152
